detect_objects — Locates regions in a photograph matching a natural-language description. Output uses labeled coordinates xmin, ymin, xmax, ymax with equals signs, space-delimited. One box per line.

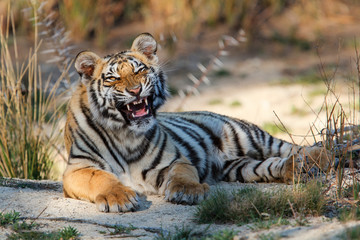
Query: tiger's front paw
xmin=95 ymin=183 xmax=139 ymax=213
xmin=301 ymin=146 xmax=331 ymax=171
xmin=164 ymin=180 xmax=209 ymax=205
xmin=282 ymin=147 xmax=332 ymax=183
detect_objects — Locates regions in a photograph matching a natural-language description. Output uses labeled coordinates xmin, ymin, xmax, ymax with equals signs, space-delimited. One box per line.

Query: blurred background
xmin=1 ymin=0 xmax=360 ymax=179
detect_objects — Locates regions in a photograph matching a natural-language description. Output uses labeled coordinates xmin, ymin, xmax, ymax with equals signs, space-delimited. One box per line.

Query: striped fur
xmin=63 ymin=33 xmax=330 ymax=212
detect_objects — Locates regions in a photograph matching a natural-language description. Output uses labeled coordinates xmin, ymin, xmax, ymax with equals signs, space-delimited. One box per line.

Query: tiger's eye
xmin=109 ymin=77 xmax=116 ymax=81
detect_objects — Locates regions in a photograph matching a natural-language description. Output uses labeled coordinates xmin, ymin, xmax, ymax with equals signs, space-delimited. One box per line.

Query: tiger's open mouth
xmin=118 ymin=97 xmax=153 ymax=122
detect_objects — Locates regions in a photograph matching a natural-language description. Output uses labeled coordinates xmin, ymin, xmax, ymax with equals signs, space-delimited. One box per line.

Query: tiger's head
xmin=74 ymin=33 xmax=168 ymax=132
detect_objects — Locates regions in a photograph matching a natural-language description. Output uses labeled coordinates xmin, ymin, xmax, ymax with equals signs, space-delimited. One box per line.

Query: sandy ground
xmin=1 ymin=179 xmax=360 ymax=240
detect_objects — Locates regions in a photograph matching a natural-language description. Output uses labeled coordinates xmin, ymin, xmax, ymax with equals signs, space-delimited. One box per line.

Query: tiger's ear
xmin=131 ymin=33 xmax=158 ymax=62
xmin=74 ymin=51 xmax=100 ymax=81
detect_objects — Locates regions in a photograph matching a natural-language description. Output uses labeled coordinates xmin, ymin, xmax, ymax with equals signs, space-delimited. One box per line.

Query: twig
xmin=30 ymin=206 xmax=48 ymax=225
xmin=287 ymin=199 xmax=297 ymax=219
xmin=250 ymin=201 xmax=262 ymax=218
xmin=273 ymin=111 xmax=296 ymax=145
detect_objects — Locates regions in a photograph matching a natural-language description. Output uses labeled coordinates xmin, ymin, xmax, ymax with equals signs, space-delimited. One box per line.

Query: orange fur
xmin=165 ymin=161 xmax=209 ymax=204
xmin=63 ymin=167 xmax=138 ymax=212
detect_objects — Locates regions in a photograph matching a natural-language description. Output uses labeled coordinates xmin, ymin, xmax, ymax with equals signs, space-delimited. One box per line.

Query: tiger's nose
xmin=127 ymin=85 xmax=142 ymax=96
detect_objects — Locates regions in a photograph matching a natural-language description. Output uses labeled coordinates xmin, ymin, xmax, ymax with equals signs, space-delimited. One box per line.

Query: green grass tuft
xmin=250 ymin=217 xmax=290 ymax=230
xmin=230 ymin=100 xmax=242 ymax=107
xmin=339 ymin=225 xmax=360 ymax=240
xmin=110 ymin=224 xmax=137 ymax=235
xmin=194 ymin=188 xmax=233 ymax=224
xmin=59 ymin=226 xmax=81 ymax=240
xmin=195 ymin=181 xmax=325 ymax=225
xmin=155 ymin=225 xmax=206 ymax=240
xmin=338 ymin=206 xmax=360 ymax=223
xmin=214 ymin=69 xmax=231 ymax=77
xmin=8 ymin=225 xmax=80 ymax=240
xmin=206 ymin=229 xmax=238 ymax=240
xmin=155 ymin=225 xmax=236 ymax=240
xmin=208 ymin=99 xmax=223 ymax=105
xmin=0 ymin=211 xmax=20 ymax=226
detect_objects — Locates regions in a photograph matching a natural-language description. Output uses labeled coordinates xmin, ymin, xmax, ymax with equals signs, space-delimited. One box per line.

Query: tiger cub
xmin=63 ymin=33 xmax=330 ymax=212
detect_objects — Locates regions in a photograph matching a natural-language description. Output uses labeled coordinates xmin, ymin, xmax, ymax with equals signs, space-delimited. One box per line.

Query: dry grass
xmin=0 ymin=1 xmax=69 ymax=179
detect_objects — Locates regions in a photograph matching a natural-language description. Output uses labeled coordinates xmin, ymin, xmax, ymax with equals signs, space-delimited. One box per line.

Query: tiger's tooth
xmin=145 ymin=98 xmax=148 ymax=105
xmin=127 ymin=104 xmax=130 ymax=110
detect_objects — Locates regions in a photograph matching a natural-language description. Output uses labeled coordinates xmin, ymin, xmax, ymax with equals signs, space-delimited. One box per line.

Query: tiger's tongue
xmin=133 ymin=107 xmax=147 ymax=117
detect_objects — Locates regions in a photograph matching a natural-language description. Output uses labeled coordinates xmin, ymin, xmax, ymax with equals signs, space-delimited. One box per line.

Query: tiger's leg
xmin=223 ymin=155 xmax=297 ymax=183
xmin=63 ymin=165 xmax=139 ymax=212
xmin=223 ymin=146 xmax=331 ymax=184
xmin=159 ymin=160 xmax=209 ymax=205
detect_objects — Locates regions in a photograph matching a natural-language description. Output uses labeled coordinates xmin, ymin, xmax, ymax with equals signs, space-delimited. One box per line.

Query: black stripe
xmin=69 ymin=109 xmax=103 ymax=157
xmin=159 ymin=123 xmax=202 ymax=168
xmin=253 ymin=161 xmax=263 ymax=177
xmin=280 ymin=159 xmax=286 ymax=174
xmin=268 ymin=135 xmax=274 ymax=156
xmin=277 ymin=141 xmax=284 ymax=156
xmin=236 ymin=121 xmax=264 ymax=160
xmin=141 ymin=133 xmax=168 ymax=180
xmin=229 ymin=123 xmax=245 ymax=157
xmin=75 ymin=128 xmax=101 ymax=157
xmin=70 ymin=139 xmax=106 ymax=169
xmin=123 ymin=126 xmax=158 ymax=164
xmin=125 ymin=140 xmax=150 ymax=163
xmin=90 ymin=83 xmax=124 ymax=122
xmin=156 ymin=166 xmax=169 ymax=189
xmin=89 ymin=84 xmax=101 ymax=110
xmin=169 ymin=117 xmax=223 ymax=151
xmin=223 ymin=158 xmax=245 ymax=180
xmin=144 ymin=124 xmax=159 ymax=142
xmin=80 ymin=97 xmax=125 ymax=172
xmin=263 ymin=175 xmax=269 ymax=182
xmin=260 ymin=128 xmax=266 ymax=146
xmin=163 ymin=119 xmax=208 ymax=153
xmin=98 ymin=80 xmax=106 ymax=107
xmin=147 ymin=126 xmax=162 ymax=155
xmin=184 ymin=112 xmax=244 ymax=157
xmin=223 ymin=159 xmax=238 ymax=169
xmin=211 ymin=163 xmax=222 ymax=181
xmin=267 ymin=162 xmax=275 ymax=179
xmin=235 ymin=162 xmax=247 ymax=182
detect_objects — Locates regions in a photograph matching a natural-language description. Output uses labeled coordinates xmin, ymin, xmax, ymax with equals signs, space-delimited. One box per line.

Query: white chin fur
xmin=128 ymin=117 xmax=156 ymax=133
